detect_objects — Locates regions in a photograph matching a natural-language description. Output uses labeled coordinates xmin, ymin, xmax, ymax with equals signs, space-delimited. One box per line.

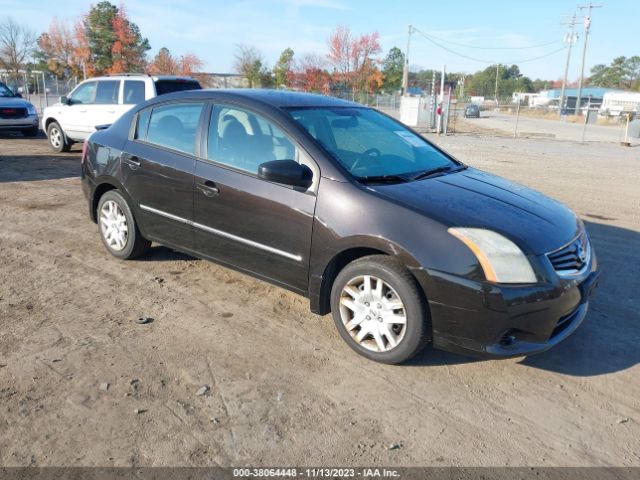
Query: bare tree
xmin=233 ymin=44 xmax=264 ymax=88
xmin=0 ymin=17 xmax=37 ymax=75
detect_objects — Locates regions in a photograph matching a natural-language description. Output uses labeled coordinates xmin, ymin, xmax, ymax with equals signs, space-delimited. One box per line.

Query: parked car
xmin=81 ymin=90 xmax=599 ymax=364
xmin=0 ymin=81 xmax=39 ymax=137
xmin=42 ymin=74 xmax=201 ymax=152
xmin=464 ymin=104 xmax=480 ymax=118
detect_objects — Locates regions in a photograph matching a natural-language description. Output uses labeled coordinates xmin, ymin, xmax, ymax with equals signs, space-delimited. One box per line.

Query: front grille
xmin=547 ymin=231 xmax=590 ymax=275
xmin=0 ymin=107 xmax=27 ymax=119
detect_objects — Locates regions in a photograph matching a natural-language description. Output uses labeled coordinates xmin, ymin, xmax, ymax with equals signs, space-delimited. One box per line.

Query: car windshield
xmin=0 ymin=84 xmax=15 ymax=97
xmin=287 ymin=107 xmax=460 ymax=180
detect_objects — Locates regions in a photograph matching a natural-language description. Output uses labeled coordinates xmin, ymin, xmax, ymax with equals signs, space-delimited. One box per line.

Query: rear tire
xmin=47 ymin=121 xmax=70 ymax=152
xmin=330 ymin=255 xmax=430 ymax=364
xmin=97 ymin=190 xmax=151 ymax=260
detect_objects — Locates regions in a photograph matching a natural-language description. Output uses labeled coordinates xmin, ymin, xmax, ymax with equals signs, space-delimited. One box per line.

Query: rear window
xmin=124 ymin=80 xmax=146 ymax=104
xmin=154 ymin=80 xmax=201 ymax=96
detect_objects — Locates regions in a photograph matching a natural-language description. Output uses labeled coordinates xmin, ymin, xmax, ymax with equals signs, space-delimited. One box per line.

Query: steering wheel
xmin=350 ymin=148 xmax=382 ymax=172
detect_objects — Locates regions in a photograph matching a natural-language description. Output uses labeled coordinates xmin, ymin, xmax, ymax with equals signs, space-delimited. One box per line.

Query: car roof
xmin=81 ymin=74 xmax=197 ymax=82
xmin=147 ymin=89 xmax=363 ymax=109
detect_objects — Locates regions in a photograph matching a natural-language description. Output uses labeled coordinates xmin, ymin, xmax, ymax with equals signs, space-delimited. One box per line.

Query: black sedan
xmin=81 ymin=90 xmax=599 ymax=364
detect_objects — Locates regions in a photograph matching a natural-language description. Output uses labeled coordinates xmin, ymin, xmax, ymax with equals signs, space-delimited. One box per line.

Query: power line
xmin=415 ymin=30 xmax=562 ymax=50
xmin=412 ymin=27 xmax=566 ymax=64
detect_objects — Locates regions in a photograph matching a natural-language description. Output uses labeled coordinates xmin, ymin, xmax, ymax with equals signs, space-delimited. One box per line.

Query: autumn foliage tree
xmin=291 ymin=53 xmax=330 ymax=93
xmin=146 ymin=47 xmax=203 ymax=76
xmin=36 ymin=19 xmax=80 ymax=78
xmin=327 ymin=25 xmax=382 ymax=96
xmin=108 ymin=5 xmax=149 ymax=73
xmin=35 ymin=1 xmax=207 ymax=80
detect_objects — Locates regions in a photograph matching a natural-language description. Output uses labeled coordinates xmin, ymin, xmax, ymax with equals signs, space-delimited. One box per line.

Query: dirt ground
xmin=0 ymin=131 xmax=638 ymax=467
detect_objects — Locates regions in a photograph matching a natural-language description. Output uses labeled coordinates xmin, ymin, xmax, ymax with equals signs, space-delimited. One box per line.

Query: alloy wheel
xmin=100 ymin=200 xmax=129 ymax=251
xmin=338 ymin=275 xmax=407 ymax=352
xmin=49 ymin=127 xmax=62 ymax=149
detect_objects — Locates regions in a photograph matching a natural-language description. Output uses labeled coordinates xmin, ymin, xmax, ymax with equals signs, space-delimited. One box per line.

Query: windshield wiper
xmin=410 ymin=165 xmax=465 ymax=181
xmin=357 ymin=174 xmax=408 ymax=185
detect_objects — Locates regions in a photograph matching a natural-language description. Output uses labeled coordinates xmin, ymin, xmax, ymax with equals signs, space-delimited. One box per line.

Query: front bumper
xmin=0 ymin=114 xmax=39 ymax=131
xmin=412 ymin=254 xmax=600 ymax=359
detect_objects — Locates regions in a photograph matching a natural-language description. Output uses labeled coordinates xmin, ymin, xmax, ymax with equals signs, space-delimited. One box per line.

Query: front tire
xmin=47 ymin=121 xmax=70 ymax=152
xmin=330 ymin=255 xmax=430 ymax=364
xmin=97 ymin=190 xmax=151 ymax=260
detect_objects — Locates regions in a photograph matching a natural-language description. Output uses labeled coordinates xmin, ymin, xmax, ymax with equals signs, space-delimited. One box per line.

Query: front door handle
xmin=122 ymin=154 xmax=141 ymax=169
xmin=196 ymin=180 xmax=219 ymax=197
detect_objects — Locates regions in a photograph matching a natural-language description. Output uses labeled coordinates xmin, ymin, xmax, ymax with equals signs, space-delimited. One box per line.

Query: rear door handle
xmin=196 ymin=180 xmax=219 ymax=197
xmin=122 ymin=154 xmax=141 ymax=169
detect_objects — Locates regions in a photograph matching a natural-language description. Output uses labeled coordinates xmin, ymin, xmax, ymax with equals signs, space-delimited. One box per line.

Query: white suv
xmin=42 ymin=74 xmax=201 ymax=152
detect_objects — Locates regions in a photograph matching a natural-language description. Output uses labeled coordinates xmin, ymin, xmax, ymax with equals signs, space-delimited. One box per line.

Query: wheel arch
xmin=311 ymin=239 xmax=427 ymax=316
xmin=90 ymin=178 xmax=135 ymax=224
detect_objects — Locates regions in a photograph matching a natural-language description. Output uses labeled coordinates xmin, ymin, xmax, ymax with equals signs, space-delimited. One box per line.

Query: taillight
xmin=81 ymin=139 xmax=89 ymax=164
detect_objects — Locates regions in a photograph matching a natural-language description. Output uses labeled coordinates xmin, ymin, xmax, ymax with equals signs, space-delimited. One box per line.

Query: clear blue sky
xmin=6 ymin=0 xmax=639 ymax=80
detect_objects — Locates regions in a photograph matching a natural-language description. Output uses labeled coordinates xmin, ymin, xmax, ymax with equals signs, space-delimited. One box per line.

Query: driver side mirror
xmin=60 ymin=96 xmax=70 ymax=105
xmin=258 ymin=160 xmax=313 ymax=189
xmin=15 ymin=93 xmax=22 ymax=98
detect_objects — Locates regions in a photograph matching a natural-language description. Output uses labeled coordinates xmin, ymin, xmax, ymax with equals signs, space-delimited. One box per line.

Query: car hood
xmin=367 ymin=168 xmax=581 ymax=255
xmin=0 ymin=97 xmax=33 ymax=109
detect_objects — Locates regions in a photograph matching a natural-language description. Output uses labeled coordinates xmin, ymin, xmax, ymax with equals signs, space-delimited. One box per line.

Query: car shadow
xmin=138 ymin=245 xmax=198 ymax=262
xmin=0 ymin=130 xmax=48 ymax=140
xmin=0 ymin=153 xmax=80 ymax=182
xmin=409 ymin=221 xmax=639 ymax=377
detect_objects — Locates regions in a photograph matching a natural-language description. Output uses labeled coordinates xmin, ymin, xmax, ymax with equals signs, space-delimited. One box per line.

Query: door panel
xmin=63 ymin=81 xmax=97 ymax=139
xmin=87 ymin=80 xmax=121 ymax=134
xmin=192 ymin=104 xmax=316 ymax=291
xmin=193 ymin=161 xmax=315 ymax=291
xmin=120 ymin=102 xmax=205 ymax=250
xmin=122 ymin=141 xmax=196 ymax=249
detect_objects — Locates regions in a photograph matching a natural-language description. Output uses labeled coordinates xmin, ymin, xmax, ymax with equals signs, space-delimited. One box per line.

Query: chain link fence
xmin=448 ymin=102 xmax=638 ymax=143
xmin=1 ymin=70 xmax=78 ymax=114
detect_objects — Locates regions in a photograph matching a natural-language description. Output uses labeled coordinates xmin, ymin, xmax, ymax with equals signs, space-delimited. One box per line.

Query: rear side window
xmin=146 ymin=102 xmax=204 ymax=155
xmin=95 ymin=80 xmax=120 ymax=104
xmin=135 ymin=108 xmax=151 ymax=140
xmin=154 ymin=80 xmax=201 ymax=96
xmin=124 ymin=80 xmax=146 ymax=105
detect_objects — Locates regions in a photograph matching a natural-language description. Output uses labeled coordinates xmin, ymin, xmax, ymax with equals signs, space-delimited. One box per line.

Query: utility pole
xmin=401 ymin=24 xmax=412 ymax=96
xmin=559 ymin=13 xmax=578 ymax=117
xmin=459 ymin=73 xmax=467 ymax=101
xmin=574 ymin=3 xmax=602 ymax=115
xmin=437 ymin=64 xmax=445 ymax=134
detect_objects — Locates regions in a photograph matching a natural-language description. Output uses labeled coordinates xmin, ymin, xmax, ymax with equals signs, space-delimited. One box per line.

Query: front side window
xmin=69 ymin=81 xmax=97 ymax=104
xmin=95 ymin=80 xmax=120 ymax=104
xmin=208 ymin=105 xmax=295 ymax=174
xmin=146 ymin=102 xmax=204 ymax=155
xmin=124 ymin=80 xmax=146 ymax=105
xmin=287 ymin=107 xmax=458 ymax=180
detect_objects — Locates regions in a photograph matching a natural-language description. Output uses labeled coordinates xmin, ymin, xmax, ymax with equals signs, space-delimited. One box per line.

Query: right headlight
xmin=448 ymin=227 xmax=537 ymax=284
